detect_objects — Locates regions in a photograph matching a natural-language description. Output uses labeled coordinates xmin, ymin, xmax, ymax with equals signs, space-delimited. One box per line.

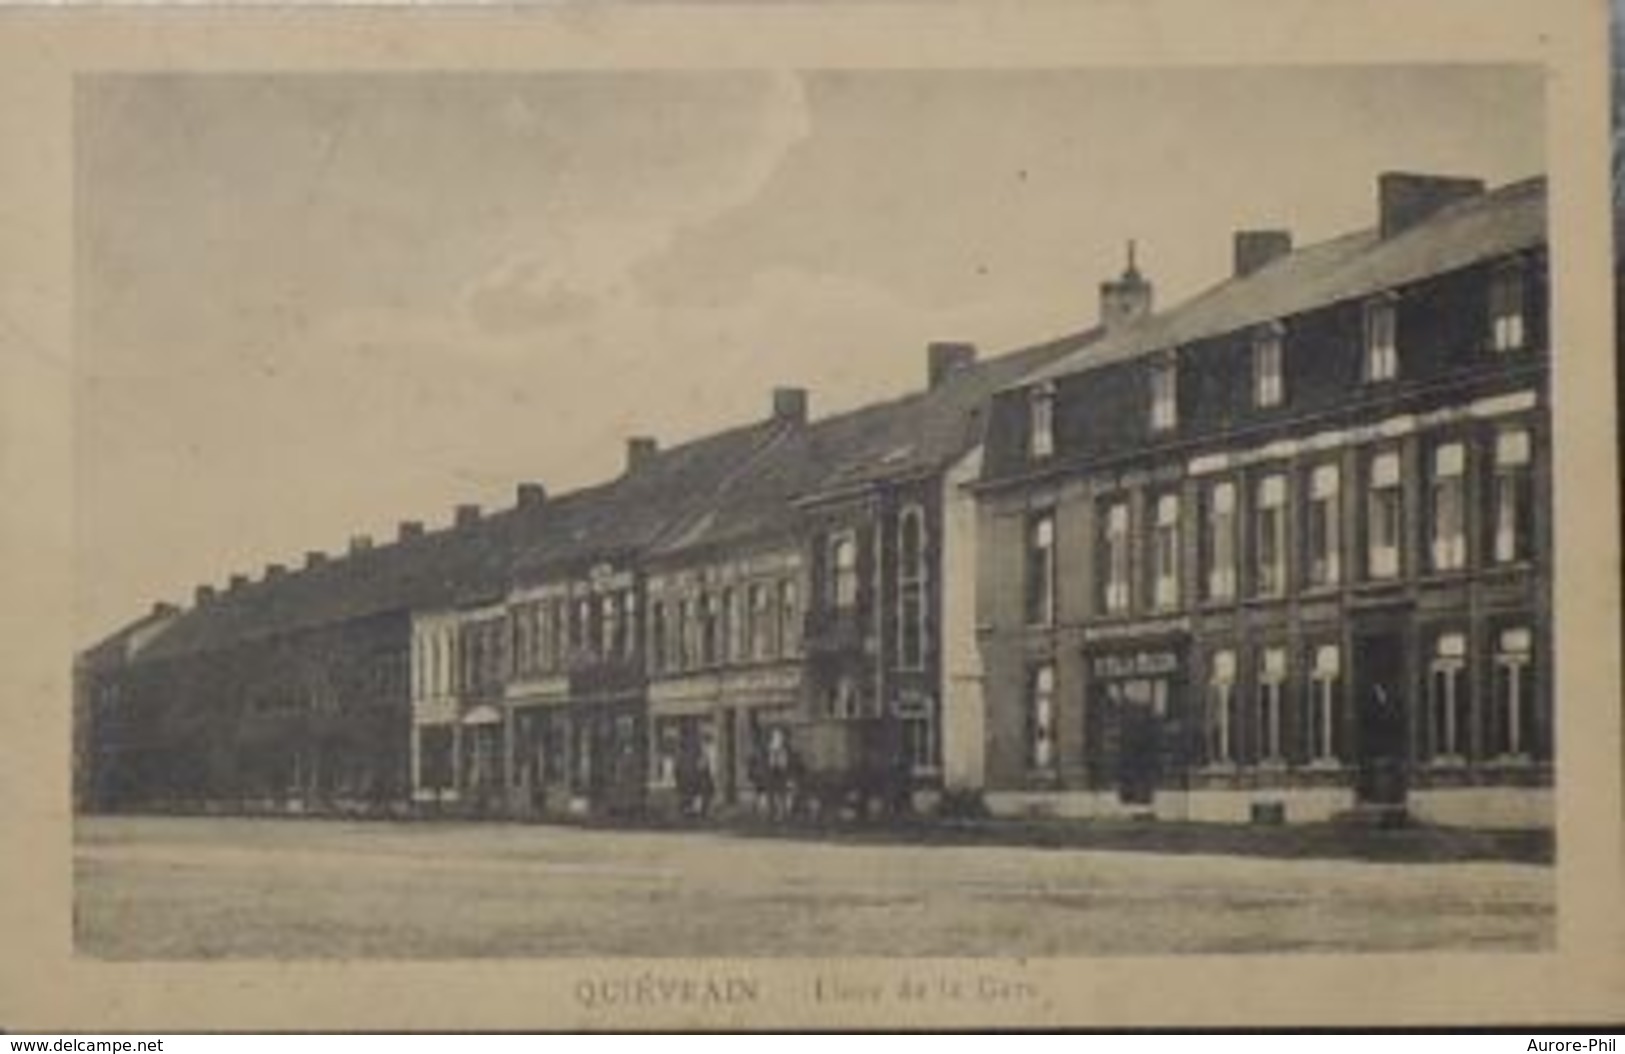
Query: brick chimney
xmin=304 ymin=550 xmax=328 ymax=570
xmin=516 ymin=482 xmax=548 ymax=511
xmin=1233 ymin=230 xmax=1293 ymax=278
xmin=194 ymin=584 xmax=216 ymax=606
xmin=348 ymin=535 xmax=373 ymax=555
xmin=771 ymin=387 xmax=808 ymax=426
xmin=454 ymin=504 xmax=482 ymax=528
xmin=397 ymin=520 xmax=425 ymax=542
xmin=264 ymin=563 xmax=287 ymax=581
xmin=228 ymin=574 xmax=250 ymax=591
xmin=927 ymin=342 xmax=978 ymax=388
xmin=1378 ymin=172 xmax=1484 ymax=238
xmin=626 ymin=436 xmax=659 ymax=474
xmin=1100 ymin=239 xmax=1153 ymax=332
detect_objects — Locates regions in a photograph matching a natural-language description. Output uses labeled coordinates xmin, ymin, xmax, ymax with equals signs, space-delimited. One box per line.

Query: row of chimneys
xmin=160 ymin=174 xmax=1489 ymax=621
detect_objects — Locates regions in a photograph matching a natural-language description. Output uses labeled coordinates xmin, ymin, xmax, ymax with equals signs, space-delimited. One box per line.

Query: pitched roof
xmin=650 ymin=333 xmax=1098 ymax=559
xmin=1020 ymin=176 xmax=1546 ymax=388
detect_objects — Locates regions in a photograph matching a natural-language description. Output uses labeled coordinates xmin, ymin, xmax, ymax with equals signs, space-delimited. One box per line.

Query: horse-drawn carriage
xmin=751 ymin=714 xmax=914 ymax=822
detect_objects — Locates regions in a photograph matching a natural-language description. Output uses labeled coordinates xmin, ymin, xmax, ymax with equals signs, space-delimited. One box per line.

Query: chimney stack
xmin=454 ymin=504 xmax=482 ymax=528
xmin=771 ymin=387 xmax=809 ymax=426
xmin=264 ymin=563 xmax=287 ymax=581
xmin=304 ymin=550 xmax=328 ymax=570
xmin=348 ymin=535 xmax=373 ymax=555
xmin=194 ymin=585 xmax=216 ymax=606
xmin=1233 ymin=230 xmax=1293 ymax=278
xmin=1099 ymin=239 xmax=1153 ymax=332
xmin=1378 ymin=172 xmax=1484 ymax=238
xmin=516 ymin=482 xmax=548 ymax=510
xmin=927 ymin=342 xmax=978 ymax=388
xmin=228 ymin=574 xmax=250 ymax=591
xmin=151 ymin=601 xmax=180 ymax=618
xmin=398 ymin=520 xmax=425 ymax=542
xmin=626 ymin=436 xmax=659 ymax=475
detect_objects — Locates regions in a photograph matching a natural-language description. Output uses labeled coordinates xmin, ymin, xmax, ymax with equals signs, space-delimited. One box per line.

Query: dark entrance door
xmin=1354 ymin=632 xmax=1409 ymax=805
xmin=1112 ymin=678 xmax=1168 ymax=805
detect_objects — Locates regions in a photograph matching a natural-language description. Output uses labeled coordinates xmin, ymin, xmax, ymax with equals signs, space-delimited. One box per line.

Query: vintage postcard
xmin=0 ymin=0 xmax=1620 ymax=1032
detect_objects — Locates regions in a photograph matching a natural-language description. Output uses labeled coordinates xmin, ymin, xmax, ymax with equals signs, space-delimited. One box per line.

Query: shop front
xmin=1082 ymin=640 xmax=1189 ymax=806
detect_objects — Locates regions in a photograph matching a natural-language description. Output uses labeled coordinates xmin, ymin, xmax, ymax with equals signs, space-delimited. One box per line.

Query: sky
xmin=74 ymin=66 xmax=1543 ymax=641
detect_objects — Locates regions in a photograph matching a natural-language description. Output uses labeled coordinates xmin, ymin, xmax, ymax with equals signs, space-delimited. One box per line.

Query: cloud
xmin=459 ymin=70 xmax=812 ymax=338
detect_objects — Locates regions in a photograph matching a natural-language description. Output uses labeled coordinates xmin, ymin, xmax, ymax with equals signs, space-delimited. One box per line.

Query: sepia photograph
xmin=0 ymin=0 xmax=1618 ymax=1033
xmin=70 ymin=63 xmax=1556 ymax=960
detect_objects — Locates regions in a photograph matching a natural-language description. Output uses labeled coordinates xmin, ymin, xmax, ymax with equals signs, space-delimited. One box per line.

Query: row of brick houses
xmin=76 ymin=170 xmax=1553 ymax=828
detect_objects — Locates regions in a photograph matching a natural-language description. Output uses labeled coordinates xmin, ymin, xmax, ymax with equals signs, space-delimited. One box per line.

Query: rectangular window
xmin=1253 ymin=325 xmax=1284 ymax=408
xmin=1027 ymin=664 xmax=1057 ymax=770
xmin=830 ymin=533 xmax=859 ymax=610
xmin=674 ymin=599 xmax=692 ymax=669
xmin=1204 ymin=481 xmax=1237 ymax=601
xmin=1150 ymin=360 xmax=1178 ymax=432
xmin=1029 ymin=382 xmax=1055 ymax=459
xmin=1206 ymin=650 xmax=1237 ymax=765
xmin=1428 ymin=632 xmax=1470 ymax=760
xmin=1492 ymin=627 xmax=1535 ymax=758
xmin=749 ymin=583 xmax=772 ymax=660
xmin=1305 ymin=463 xmax=1342 ymax=588
xmin=1254 ymin=474 xmax=1287 ymax=597
xmin=1367 ymin=451 xmax=1403 ymax=579
xmin=649 ymin=601 xmax=667 ymax=672
xmin=1101 ymin=501 xmax=1131 ymax=614
xmin=1490 ymin=262 xmax=1527 ymax=352
xmin=604 ymin=592 xmax=624 ymax=661
xmin=623 ymin=591 xmax=639 ymax=660
xmin=898 ymin=510 xmax=927 ymax=668
xmin=779 ymin=579 xmax=801 ymax=656
xmin=1494 ymin=428 xmax=1534 ymax=563
xmin=1025 ymin=512 xmax=1055 ymax=626
xmin=1152 ymin=493 xmax=1180 ymax=609
xmin=1429 ymin=442 xmax=1467 ymax=572
xmin=1365 ymin=297 xmax=1398 ymax=382
xmin=1307 ymin=644 xmax=1341 ymax=762
xmin=1258 ymin=647 xmax=1287 ymax=763
xmin=700 ymin=593 xmax=719 ymax=666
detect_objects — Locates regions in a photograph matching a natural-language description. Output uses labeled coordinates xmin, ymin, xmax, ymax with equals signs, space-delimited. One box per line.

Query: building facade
xmin=974 ymin=174 xmax=1552 ymax=828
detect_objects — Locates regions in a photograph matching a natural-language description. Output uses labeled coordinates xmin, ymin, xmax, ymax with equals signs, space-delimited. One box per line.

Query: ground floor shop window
xmin=1205 ymin=650 xmax=1236 ymax=764
xmin=1428 ymin=632 xmax=1471 ymax=761
xmin=1256 ymin=647 xmax=1286 ymax=763
xmin=1492 ymin=627 xmax=1536 ymax=759
xmin=1306 ymin=644 xmax=1342 ymax=763
xmin=418 ymin=726 xmax=454 ymax=792
xmin=1027 ymin=664 xmax=1056 ymax=771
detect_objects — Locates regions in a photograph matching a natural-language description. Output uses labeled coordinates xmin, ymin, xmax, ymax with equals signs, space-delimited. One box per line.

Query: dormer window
xmin=1490 ymin=260 xmax=1527 ymax=352
xmin=1252 ymin=323 xmax=1284 ymax=408
xmin=1028 ymin=381 xmax=1056 ymax=459
xmin=1149 ymin=357 xmax=1178 ymax=432
xmin=1364 ymin=295 xmax=1398 ymax=382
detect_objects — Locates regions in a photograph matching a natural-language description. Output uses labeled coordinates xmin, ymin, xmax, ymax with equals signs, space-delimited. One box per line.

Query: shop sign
xmin=1092 ymin=651 xmax=1180 ymax=679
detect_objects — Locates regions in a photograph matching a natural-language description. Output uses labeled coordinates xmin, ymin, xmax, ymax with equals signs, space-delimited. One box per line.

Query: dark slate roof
xmin=650 ymin=333 xmax=1097 ymax=560
xmin=1020 ymin=176 xmax=1546 ymax=387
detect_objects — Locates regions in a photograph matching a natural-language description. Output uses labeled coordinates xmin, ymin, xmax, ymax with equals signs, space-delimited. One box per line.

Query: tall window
xmin=1494 ymin=428 xmax=1534 ymax=563
xmin=1490 ymin=262 xmax=1527 ymax=352
xmin=1253 ymin=323 xmax=1284 ymax=408
xmin=1492 ymin=627 xmax=1535 ymax=758
xmin=603 ymin=592 xmax=622 ymax=660
xmin=1206 ymin=650 xmax=1237 ymax=764
xmin=1307 ymin=644 xmax=1341 ymax=763
xmin=1428 ymin=632 xmax=1470 ymax=760
xmin=1152 ymin=493 xmax=1180 ymax=609
xmin=779 ymin=579 xmax=801 ymax=655
xmin=1257 ymin=647 xmax=1287 ymax=763
xmin=547 ymin=599 xmax=566 ymax=670
xmin=898 ymin=509 xmax=927 ymax=667
xmin=1305 ymin=463 xmax=1342 ymax=587
xmin=622 ymin=591 xmax=638 ymax=660
xmin=1254 ymin=474 xmax=1287 ymax=597
xmin=649 ymin=601 xmax=667 ymax=672
xmin=1204 ymin=481 xmax=1238 ymax=601
xmin=1366 ymin=450 xmax=1403 ymax=579
xmin=700 ymin=592 xmax=719 ymax=665
xmin=1150 ymin=359 xmax=1178 ymax=432
xmin=1364 ymin=295 xmax=1398 ymax=382
xmin=1029 ymin=381 xmax=1056 ymax=459
xmin=1027 ymin=664 xmax=1057 ymax=770
xmin=1429 ymin=442 xmax=1467 ymax=572
xmin=1025 ymin=512 xmax=1055 ymax=626
xmin=749 ymin=583 xmax=772 ymax=660
xmin=1101 ymin=501 xmax=1131 ymax=614
xmin=829 ymin=533 xmax=858 ymax=610
xmin=674 ymin=599 xmax=692 ymax=670
xmin=719 ymin=587 xmax=738 ymax=663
